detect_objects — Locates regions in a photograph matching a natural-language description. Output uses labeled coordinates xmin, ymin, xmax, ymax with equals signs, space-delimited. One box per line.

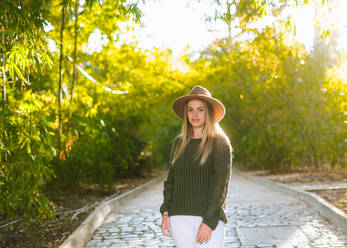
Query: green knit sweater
xmin=160 ymin=134 xmax=232 ymax=231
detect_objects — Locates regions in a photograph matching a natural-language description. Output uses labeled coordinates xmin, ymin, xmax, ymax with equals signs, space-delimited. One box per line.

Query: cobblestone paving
xmin=85 ymin=173 xmax=347 ymax=248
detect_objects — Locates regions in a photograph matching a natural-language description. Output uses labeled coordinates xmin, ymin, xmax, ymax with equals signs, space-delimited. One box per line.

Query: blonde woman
xmin=160 ymin=85 xmax=233 ymax=248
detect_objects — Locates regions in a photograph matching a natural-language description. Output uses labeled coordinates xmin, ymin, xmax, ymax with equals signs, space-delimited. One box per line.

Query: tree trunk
xmin=1 ymin=32 xmax=7 ymax=103
xmin=226 ymin=0 xmax=232 ymax=40
xmin=70 ymin=0 xmax=78 ymax=103
xmin=58 ymin=7 xmax=65 ymax=153
xmin=308 ymin=131 xmax=320 ymax=170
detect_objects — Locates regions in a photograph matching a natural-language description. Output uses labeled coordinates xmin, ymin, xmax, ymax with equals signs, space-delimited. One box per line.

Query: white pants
xmin=170 ymin=215 xmax=225 ymax=248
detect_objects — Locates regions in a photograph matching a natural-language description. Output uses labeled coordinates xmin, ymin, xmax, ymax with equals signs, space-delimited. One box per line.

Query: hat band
xmin=188 ymin=93 xmax=211 ymax=97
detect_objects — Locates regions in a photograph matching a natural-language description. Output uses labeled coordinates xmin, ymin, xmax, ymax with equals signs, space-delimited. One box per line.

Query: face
xmin=187 ymin=99 xmax=206 ymax=129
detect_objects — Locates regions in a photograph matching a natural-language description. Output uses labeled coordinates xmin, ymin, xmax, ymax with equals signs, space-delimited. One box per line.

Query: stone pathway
xmin=85 ymin=170 xmax=347 ymax=247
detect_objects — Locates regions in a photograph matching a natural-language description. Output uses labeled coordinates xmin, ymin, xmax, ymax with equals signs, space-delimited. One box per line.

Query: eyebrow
xmin=187 ymin=106 xmax=205 ymax=109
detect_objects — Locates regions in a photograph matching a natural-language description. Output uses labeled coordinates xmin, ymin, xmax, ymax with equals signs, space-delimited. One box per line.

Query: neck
xmin=192 ymin=127 xmax=203 ymax=138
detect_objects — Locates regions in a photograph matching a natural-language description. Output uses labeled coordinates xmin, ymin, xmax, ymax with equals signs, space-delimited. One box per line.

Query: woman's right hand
xmin=161 ymin=211 xmax=172 ymax=237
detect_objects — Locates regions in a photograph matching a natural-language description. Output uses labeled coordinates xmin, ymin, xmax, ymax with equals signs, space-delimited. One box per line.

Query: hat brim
xmin=172 ymin=95 xmax=225 ymax=122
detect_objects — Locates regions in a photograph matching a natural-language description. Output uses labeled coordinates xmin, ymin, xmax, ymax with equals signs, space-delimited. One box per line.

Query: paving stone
xmin=237 ymin=226 xmax=310 ymax=246
xmin=85 ymin=173 xmax=347 ymax=247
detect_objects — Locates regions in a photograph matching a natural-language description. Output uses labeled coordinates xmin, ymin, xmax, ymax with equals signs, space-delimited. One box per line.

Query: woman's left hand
xmin=196 ymin=222 xmax=212 ymax=244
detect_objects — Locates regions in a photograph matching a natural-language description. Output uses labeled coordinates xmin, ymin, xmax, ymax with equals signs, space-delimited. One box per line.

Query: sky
xmin=48 ymin=0 xmax=347 ymax=56
xmin=111 ymin=0 xmax=347 ymax=55
xmin=115 ymin=0 xmax=219 ymax=55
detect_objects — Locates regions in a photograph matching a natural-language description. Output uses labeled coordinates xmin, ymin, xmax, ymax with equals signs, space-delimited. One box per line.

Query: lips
xmin=192 ymin=119 xmax=199 ymax=122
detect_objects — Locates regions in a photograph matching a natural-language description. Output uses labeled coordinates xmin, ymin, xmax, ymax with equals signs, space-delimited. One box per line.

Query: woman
xmin=160 ymin=85 xmax=232 ymax=247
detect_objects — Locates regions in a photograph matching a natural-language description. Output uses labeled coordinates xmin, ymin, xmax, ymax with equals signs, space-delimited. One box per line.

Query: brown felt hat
xmin=172 ymin=85 xmax=225 ymax=122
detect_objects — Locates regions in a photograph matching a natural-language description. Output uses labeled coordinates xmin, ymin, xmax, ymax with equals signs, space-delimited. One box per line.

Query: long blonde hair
xmin=172 ymin=99 xmax=227 ymax=166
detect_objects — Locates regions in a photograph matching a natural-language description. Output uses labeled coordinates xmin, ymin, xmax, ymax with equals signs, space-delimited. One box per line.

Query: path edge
xmin=233 ymin=168 xmax=347 ymax=233
xmin=59 ymin=172 xmax=167 ymax=248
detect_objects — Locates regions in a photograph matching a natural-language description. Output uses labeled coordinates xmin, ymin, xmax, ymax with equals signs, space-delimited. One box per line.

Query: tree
xmin=199 ymin=0 xmax=333 ymax=42
xmin=0 ymin=0 xmax=52 ymax=103
xmin=192 ymin=25 xmax=345 ymax=171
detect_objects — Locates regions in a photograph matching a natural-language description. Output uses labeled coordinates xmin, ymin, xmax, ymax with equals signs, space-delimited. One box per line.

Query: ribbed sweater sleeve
xmin=159 ymin=136 xmax=179 ymax=215
xmin=202 ymin=136 xmax=232 ymax=230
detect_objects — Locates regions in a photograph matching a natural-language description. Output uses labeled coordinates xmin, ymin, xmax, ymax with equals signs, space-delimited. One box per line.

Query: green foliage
xmin=51 ymin=44 xmax=186 ymax=188
xmin=0 ymin=90 xmax=55 ymax=221
xmin=0 ymin=0 xmax=344 ymax=225
xmin=0 ymin=0 xmax=52 ymax=87
xmin=321 ymin=61 xmax=347 ymax=167
xmin=0 ymin=0 xmax=155 ymax=222
xmin=193 ymin=27 xmax=346 ymax=171
xmin=202 ymin=0 xmax=334 ymax=40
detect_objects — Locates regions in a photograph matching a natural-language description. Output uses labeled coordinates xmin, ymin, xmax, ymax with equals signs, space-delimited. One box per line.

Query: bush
xmin=0 ymin=90 xmax=55 ymax=221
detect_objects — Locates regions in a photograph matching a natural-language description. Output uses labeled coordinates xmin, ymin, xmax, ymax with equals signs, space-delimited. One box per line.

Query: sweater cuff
xmin=202 ymin=217 xmax=218 ymax=231
xmin=159 ymin=203 xmax=168 ymax=215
